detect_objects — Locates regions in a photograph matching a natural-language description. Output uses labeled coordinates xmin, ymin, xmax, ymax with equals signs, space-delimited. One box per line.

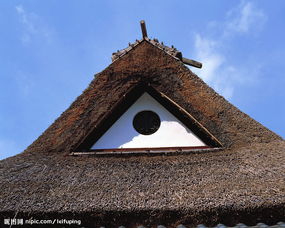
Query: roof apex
xmin=111 ymin=38 xmax=181 ymax=62
xmin=112 ymin=37 xmax=202 ymax=68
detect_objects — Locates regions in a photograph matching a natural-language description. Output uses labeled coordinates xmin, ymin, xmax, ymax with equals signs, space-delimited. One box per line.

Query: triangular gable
xmin=91 ymin=92 xmax=207 ymax=149
xmin=75 ymin=84 xmax=222 ymax=152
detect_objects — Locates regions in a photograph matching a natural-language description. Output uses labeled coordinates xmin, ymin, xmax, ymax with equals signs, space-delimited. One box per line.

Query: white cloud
xmin=15 ymin=5 xmax=53 ymax=44
xmin=194 ymin=34 xmax=224 ymax=82
xmin=192 ymin=1 xmax=266 ymax=99
xmin=193 ymin=34 xmax=236 ymax=99
xmin=226 ymin=1 xmax=267 ymax=35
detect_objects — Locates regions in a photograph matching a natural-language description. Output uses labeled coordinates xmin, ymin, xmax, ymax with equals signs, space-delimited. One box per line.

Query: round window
xmin=133 ymin=111 xmax=161 ymax=135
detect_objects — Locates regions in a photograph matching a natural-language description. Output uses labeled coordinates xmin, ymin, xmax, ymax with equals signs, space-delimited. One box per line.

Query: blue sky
xmin=0 ymin=0 xmax=284 ymax=160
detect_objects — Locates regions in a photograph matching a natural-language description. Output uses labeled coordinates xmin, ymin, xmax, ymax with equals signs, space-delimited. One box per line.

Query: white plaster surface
xmin=91 ymin=93 xmax=206 ymax=149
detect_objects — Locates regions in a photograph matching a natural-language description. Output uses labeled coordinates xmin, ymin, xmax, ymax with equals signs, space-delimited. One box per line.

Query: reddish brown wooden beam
xmin=182 ymin=57 xmax=202 ymax=68
xmin=70 ymin=146 xmax=223 ymax=156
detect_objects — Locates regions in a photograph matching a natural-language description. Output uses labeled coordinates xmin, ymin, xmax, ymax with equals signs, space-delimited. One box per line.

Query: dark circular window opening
xmin=133 ymin=111 xmax=161 ymax=135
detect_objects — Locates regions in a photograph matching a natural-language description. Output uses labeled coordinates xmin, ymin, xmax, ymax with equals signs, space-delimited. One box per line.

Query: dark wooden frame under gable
xmin=74 ymin=83 xmax=222 ymax=154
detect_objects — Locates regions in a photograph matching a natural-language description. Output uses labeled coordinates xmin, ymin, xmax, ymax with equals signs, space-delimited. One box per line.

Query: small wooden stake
xmin=140 ymin=20 xmax=148 ymax=38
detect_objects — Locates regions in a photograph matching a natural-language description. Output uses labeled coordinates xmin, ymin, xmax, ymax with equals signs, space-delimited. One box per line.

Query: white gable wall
xmin=91 ymin=93 xmax=206 ymax=149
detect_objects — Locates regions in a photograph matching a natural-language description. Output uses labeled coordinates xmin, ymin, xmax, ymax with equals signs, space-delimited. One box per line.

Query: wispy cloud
xmin=226 ymin=1 xmax=267 ymax=35
xmin=192 ymin=1 xmax=266 ymax=99
xmin=15 ymin=5 xmax=53 ymax=44
xmin=194 ymin=35 xmax=224 ymax=82
xmin=14 ymin=70 xmax=35 ymax=97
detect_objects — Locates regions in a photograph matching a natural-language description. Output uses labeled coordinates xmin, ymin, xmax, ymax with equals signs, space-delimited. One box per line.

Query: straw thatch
xmin=0 ymin=39 xmax=284 ymax=227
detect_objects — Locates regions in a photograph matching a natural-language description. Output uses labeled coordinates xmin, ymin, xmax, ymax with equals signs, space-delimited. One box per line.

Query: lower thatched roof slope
xmin=22 ymin=40 xmax=280 ymax=154
xmin=0 ymin=140 xmax=284 ymax=226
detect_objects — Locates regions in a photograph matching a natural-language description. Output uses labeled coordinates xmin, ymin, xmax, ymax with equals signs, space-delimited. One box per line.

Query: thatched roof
xmin=0 ymin=39 xmax=284 ymax=227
